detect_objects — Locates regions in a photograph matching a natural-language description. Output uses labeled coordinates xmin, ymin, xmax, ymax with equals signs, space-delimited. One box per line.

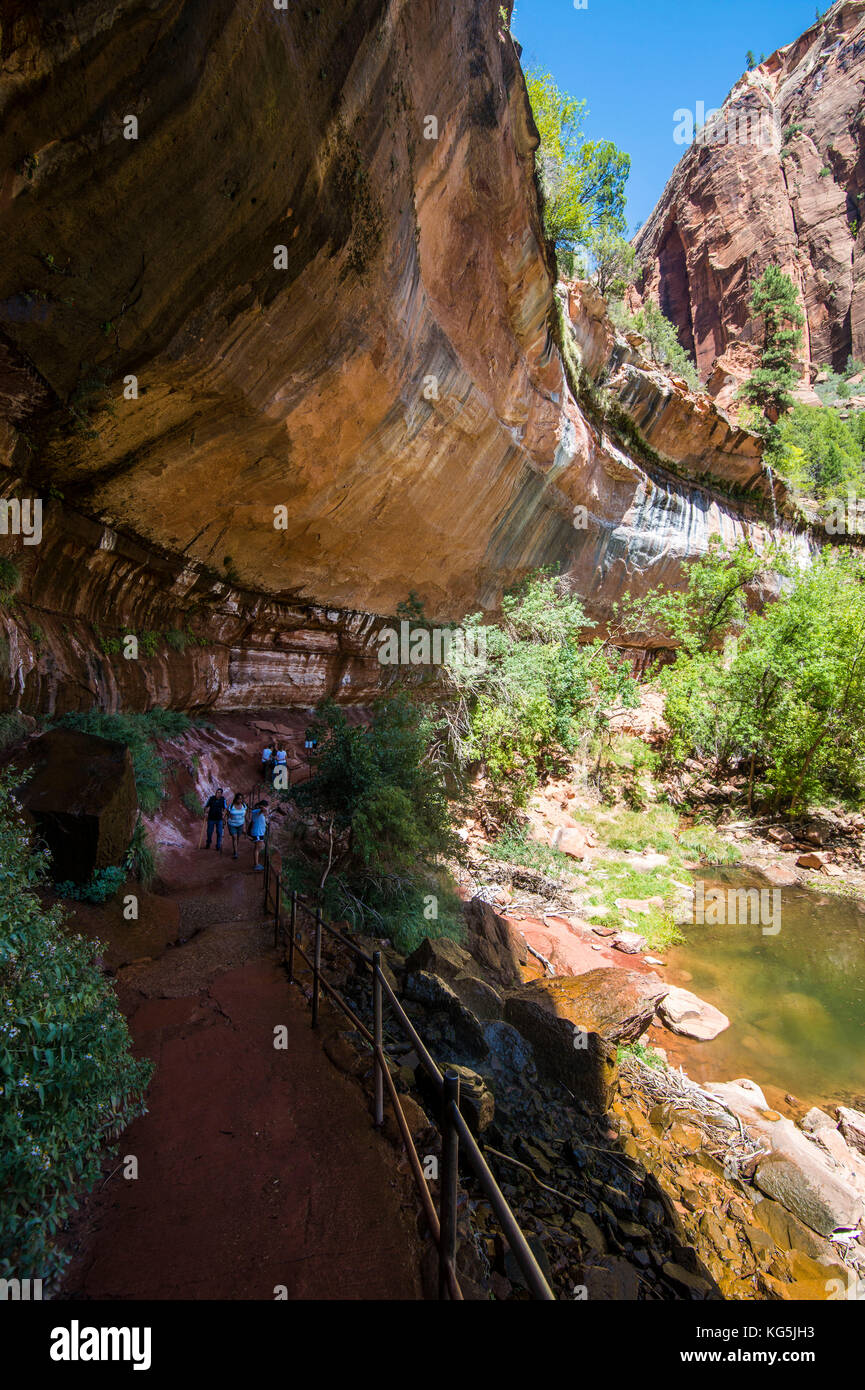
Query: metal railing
xmin=262 ymin=840 xmax=555 ymax=1301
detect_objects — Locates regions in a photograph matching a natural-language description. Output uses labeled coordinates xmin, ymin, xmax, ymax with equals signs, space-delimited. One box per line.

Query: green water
xmin=662 ymin=867 xmax=865 ymax=1110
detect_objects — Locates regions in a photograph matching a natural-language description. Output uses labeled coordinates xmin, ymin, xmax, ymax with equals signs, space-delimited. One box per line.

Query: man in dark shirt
xmin=205 ymin=788 xmax=226 ymax=850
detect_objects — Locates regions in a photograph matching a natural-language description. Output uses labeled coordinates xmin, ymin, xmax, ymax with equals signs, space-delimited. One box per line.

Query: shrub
xmin=0 ymin=768 xmax=151 ymax=1285
xmin=125 ymin=817 xmax=155 ymax=889
xmin=0 ymin=711 xmax=30 ymax=751
xmin=182 ymin=790 xmax=205 ymax=817
xmin=0 ymin=557 xmax=21 ymax=606
xmin=290 ymin=696 xmax=463 ymax=951
xmin=54 ymin=865 xmax=126 ymax=903
xmin=51 ymin=708 xmax=192 ymax=814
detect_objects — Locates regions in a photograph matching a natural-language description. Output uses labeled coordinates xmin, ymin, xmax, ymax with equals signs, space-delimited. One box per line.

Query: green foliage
xmin=0 ymin=769 xmax=151 ymax=1285
xmin=440 ymin=571 xmax=639 ymax=810
xmin=622 ymin=534 xmax=784 ymax=658
xmin=746 ymin=50 xmax=756 ymax=70
xmin=525 ymin=69 xmax=630 ymax=266
xmin=766 ymin=403 xmax=865 ymax=498
xmin=291 ymin=696 xmax=462 ymax=950
xmin=182 ymin=790 xmax=206 ymax=817
xmin=487 ymin=824 xmax=575 ymax=878
xmin=125 ymin=817 xmax=155 ymax=889
xmin=0 ymin=556 xmax=21 ymax=606
xmin=0 ymin=711 xmax=30 ymax=751
xmin=165 ymin=628 xmax=187 ymax=653
xmin=54 ymin=866 xmax=126 ymax=903
xmin=651 ymin=544 xmax=865 ymax=811
xmin=618 ymin=1040 xmax=667 ymax=1070
xmin=608 ymin=297 xmax=700 ymax=390
xmin=51 ymin=708 xmax=192 ymax=815
xmin=587 ymin=222 xmax=637 ymax=297
xmin=677 ymin=822 xmax=742 ymax=865
xmin=739 ymin=264 xmax=805 ymax=428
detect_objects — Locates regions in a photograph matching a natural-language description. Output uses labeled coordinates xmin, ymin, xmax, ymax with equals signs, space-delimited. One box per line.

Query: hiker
xmin=204 ymin=788 xmax=227 ymax=851
xmin=261 ymin=743 xmax=274 ymax=782
xmin=226 ymin=792 xmax=248 ymax=860
xmin=249 ymin=800 xmax=269 ymax=871
xmin=273 ymin=744 xmax=288 ymax=787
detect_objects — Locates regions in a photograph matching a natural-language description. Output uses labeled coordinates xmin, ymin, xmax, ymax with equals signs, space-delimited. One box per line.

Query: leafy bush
xmin=608 ymin=298 xmax=700 ymax=390
xmin=767 ymin=402 xmax=865 ymax=498
xmin=0 ymin=768 xmax=151 ymax=1285
xmin=645 ymin=542 xmax=865 ymax=811
xmin=125 ymin=817 xmax=155 ymax=889
xmin=439 ymin=571 xmax=639 ymax=810
xmin=182 ymin=790 xmax=206 ymax=817
xmin=487 ymin=824 xmax=575 ymax=878
xmin=54 ymin=865 xmax=126 ymax=903
xmin=0 ymin=711 xmax=30 ymax=751
xmin=51 ymin=708 xmax=192 ymax=814
xmin=290 ymin=696 xmax=463 ymax=951
xmin=0 ymin=556 xmax=21 ymax=606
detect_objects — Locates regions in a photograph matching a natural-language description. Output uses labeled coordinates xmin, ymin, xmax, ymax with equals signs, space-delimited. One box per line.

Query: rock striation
xmin=636 ymin=1 xmax=865 ymax=403
xmin=0 ymin=0 xmax=820 ymax=714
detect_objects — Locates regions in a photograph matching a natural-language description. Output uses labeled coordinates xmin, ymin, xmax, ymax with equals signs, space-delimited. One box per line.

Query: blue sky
xmin=512 ymin=0 xmax=823 ymax=230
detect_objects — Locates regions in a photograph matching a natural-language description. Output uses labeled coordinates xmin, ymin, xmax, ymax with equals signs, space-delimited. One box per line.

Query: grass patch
xmin=583 ymin=860 xmax=686 ymax=949
xmin=487 ymin=824 xmax=577 ymax=878
xmin=678 ymin=822 xmax=742 ymax=865
xmin=181 ymin=790 xmax=206 ymax=817
xmin=0 ymin=710 xmax=31 ymax=750
xmin=618 ymin=1040 xmax=667 ymax=1070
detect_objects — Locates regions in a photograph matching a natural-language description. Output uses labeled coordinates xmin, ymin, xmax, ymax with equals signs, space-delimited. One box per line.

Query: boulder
xmin=761 ymin=863 xmax=800 ymax=887
xmin=405 ymin=935 xmax=475 ymax=983
xmin=754 ymin=1151 xmax=863 ymax=1239
xmin=837 ymin=1106 xmax=865 ymax=1157
xmin=503 ymin=970 xmax=667 ymax=1113
xmin=801 ymin=1106 xmax=835 ymax=1135
xmin=707 ymin=1078 xmax=864 ymax=1236
xmin=13 ymin=728 xmax=138 ymax=882
xmin=628 ymin=852 xmax=669 ymax=871
xmin=553 ymin=825 xmax=592 ymax=859
xmin=403 ymin=971 xmax=487 ymax=1056
xmin=416 ymin=1061 xmax=493 ymax=1134
xmin=657 ymin=985 xmax=730 ymax=1041
xmin=612 ymin=930 xmax=647 ymax=955
xmin=451 ymin=971 xmax=503 ymax=1021
xmin=462 ymin=897 xmax=526 ymax=988
xmin=796 ymin=852 xmax=826 ymax=870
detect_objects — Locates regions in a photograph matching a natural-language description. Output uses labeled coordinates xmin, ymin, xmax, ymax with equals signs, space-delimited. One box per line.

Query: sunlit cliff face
xmin=0 ymin=0 xmax=806 ymax=712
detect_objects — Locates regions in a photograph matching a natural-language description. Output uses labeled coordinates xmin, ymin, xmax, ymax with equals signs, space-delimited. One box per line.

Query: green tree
xmin=740 ymin=264 xmax=805 ymax=431
xmin=290 ymin=696 xmax=461 ymax=948
xmin=588 ymin=221 xmax=638 ymax=297
xmin=0 ymin=769 xmax=151 ymax=1285
xmin=640 ymin=544 xmax=865 ymax=813
xmin=746 ymin=50 xmax=756 ymax=70
xmin=525 ymin=69 xmax=630 ymax=271
xmin=440 ymin=571 xmax=639 ymax=810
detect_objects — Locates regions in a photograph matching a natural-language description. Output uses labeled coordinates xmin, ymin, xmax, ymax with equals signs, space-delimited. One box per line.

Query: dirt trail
xmin=61 ymin=726 xmax=423 ymax=1301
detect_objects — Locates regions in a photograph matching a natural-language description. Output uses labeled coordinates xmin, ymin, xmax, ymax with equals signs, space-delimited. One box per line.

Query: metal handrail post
xmin=372 ymin=952 xmax=384 ymax=1128
xmin=287 ymin=890 xmax=297 ymax=983
xmin=273 ymin=870 xmax=281 ymax=949
xmin=439 ymin=1070 xmax=460 ymax=1300
xmin=263 ymin=845 xmax=270 ymax=910
xmin=312 ymin=908 xmax=322 ymax=1028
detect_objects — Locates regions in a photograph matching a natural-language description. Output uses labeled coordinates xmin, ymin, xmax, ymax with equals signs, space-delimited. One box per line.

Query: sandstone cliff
xmin=635 ymin=0 xmax=865 ymax=408
xmin=0 ymin=0 xmax=805 ymax=714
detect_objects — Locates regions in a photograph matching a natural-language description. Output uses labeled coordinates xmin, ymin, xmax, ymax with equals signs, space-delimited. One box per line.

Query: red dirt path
xmin=60 ymin=712 xmax=423 ymax=1301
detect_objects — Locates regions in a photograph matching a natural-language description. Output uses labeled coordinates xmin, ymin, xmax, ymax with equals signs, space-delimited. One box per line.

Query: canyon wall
xmin=635 ymin=0 xmax=865 ymax=405
xmin=0 ymin=0 xmax=804 ymax=713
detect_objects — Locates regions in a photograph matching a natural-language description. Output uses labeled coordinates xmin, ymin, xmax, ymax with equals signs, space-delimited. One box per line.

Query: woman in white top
xmin=226 ymin=793 xmax=248 ymax=860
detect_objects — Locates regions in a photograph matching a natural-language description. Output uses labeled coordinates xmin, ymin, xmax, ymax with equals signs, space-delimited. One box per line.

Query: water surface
xmin=659 ymin=867 xmax=865 ymax=1111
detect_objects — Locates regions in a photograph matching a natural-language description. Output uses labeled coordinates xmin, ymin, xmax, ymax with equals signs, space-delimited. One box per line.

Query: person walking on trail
xmin=260 ymin=743 xmax=274 ymax=783
xmin=204 ymin=788 xmax=227 ymax=851
xmin=249 ymin=800 xmax=269 ymax=871
xmin=273 ymin=744 xmax=288 ymax=788
xmin=226 ymin=793 xmax=248 ymax=861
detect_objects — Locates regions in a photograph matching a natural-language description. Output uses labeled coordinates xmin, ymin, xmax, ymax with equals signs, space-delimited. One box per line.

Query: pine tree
xmin=741 ymin=264 xmax=805 ymax=430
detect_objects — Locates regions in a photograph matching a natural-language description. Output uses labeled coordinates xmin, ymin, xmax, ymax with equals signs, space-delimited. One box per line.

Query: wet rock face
xmin=10 ymin=728 xmax=137 ymax=881
xmin=0 ymin=1 xmax=823 ymax=714
xmin=636 ymin=2 xmax=865 ymax=392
